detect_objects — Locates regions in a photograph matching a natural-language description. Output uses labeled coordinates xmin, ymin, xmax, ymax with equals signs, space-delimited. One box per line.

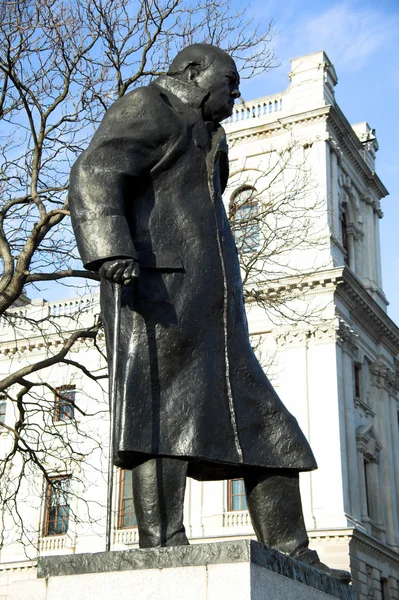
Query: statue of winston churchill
xmin=69 ymin=43 xmax=350 ymax=583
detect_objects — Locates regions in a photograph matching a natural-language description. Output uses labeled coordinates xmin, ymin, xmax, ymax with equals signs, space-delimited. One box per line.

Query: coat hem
xmin=115 ymin=450 xmax=317 ymax=481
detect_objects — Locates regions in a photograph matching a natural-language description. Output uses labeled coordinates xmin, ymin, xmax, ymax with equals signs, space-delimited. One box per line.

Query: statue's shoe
xmin=294 ymin=549 xmax=352 ymax=584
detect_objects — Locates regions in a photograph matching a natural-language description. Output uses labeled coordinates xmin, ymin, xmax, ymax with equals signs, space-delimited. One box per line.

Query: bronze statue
xmin=69 ymin=44 xmax=350 ymax=583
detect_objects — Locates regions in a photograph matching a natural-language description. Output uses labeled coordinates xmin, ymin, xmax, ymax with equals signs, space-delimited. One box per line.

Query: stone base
xmin=9 ymin=540 xmax=354 ymax=600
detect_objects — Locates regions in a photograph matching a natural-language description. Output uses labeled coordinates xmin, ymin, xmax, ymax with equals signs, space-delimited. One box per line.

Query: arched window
xmin=339 ymin=189 xmax=363 ymax=273
xmin=230 ymin=186 xmax=260 ymax=254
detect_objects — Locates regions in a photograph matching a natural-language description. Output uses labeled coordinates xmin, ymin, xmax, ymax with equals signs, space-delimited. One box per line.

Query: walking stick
xmin=106 ymin=282 xmax=122 ymax=552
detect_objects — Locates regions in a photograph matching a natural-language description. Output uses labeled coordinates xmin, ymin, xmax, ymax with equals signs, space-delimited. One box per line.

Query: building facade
xmin=0 ymin=51 xmax=398 ymax=600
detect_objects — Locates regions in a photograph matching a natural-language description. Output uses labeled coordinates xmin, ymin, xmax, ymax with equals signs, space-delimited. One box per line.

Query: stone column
xmin=379 ymin=390 xmax=399 ymax=548
xmin=340 ymin=345 xmax=360 ymax=519
xmin=348 ymin=233 xmax=356 ymax=272
xmin=355 ymin=230 xmax=363 ymax=279
xmin=369 ymin=459 xmax=385 ymax=538
xmin=388 ymin=576 xmax=399 ymax=600
xmin=337 ymin=320 xmax=360 ymax=522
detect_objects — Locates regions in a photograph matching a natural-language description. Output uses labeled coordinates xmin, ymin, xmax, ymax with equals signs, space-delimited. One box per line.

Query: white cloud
xmin=299 ymin=3 xmax=398 ymax=72
xmin=241 ymin=1 xmax=399 ymax=103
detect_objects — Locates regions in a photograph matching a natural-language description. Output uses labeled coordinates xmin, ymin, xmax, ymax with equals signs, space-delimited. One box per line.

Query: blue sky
xmin=238 ymin=0 xmax=399 ymax=324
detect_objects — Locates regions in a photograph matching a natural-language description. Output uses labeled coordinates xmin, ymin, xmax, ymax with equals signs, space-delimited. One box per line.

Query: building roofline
xmin=337 ymin=267 xmax=399 ymax=354
xmin=328 ymin=104 xmax=389 ymax=198
xmin=226 ymin=102 xmax=388 ymax=200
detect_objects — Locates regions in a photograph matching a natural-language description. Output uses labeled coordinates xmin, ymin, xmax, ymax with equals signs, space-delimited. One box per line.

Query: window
xmin=228 ymin=479 xmax=248 ymax=511
xmin=119 ymin=469 xmax=137 ymax=528
xmin=230 ymin=186 xmax=260 ymax=254
xmin=341 ymin=211 xmax=349 ymax=266
xmin=354 ymin=364 xmax=361 ymax=399
xmin=0 ymin=398 xmax=6 ymax=424
xmin=55 ymin=385 xmax=75 ymax=421
xmin=363 ymin=459 xmax=372 ymax=518
xmin=381 ymin=578 xmax=389 ymax=600
xmin=44 ymin=476 xmax=71 ymax=536
xmin=356 ymin=424 xmax=381 ymax=525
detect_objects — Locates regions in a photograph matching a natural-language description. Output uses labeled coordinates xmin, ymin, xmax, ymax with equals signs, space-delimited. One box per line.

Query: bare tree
xmin=0 ymin=0 xmax=278 ymax=552
xmin=226 ymin=140 xmax=330 ymax=327
xmin=0 ymin=0 xmax=277 ymax=309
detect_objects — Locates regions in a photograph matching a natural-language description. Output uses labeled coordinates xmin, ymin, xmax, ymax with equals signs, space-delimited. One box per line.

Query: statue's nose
xmin=232 ymin=89 xmax=240 ymax=99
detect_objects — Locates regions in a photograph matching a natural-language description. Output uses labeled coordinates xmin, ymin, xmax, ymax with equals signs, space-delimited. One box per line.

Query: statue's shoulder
xmin=104 ymin=84 xmax=170 ymax=127
xmin=74 ymin=84 xmax=180 ymax=171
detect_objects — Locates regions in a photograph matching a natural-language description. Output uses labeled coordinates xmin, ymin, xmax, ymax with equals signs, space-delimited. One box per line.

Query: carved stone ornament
xmin=274 ymin=322 xmax=339 ymax=348
xmin=339 ymin=173 xmax=353 ymax=194
xmin=274 ymin=328 xmax=310 ymax=348
xmin=329 ymin=136 xmax=343 ymax=163
xmin=370 ymin=358 xmax=399 ymax=395
xmin=360 ymin=191 xmax=383 ymax=218
xmin=336 ymin=319 xmax=359 ymax=357
xmin=356 ymin=425 xmax=382 ymax=463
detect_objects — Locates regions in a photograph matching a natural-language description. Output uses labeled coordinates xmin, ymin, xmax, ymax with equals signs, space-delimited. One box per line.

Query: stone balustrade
xmin=223 ymin=510 xmax=251 ymax=527
xmin=0 ymin=294 xmax=99 ymax=336
xmin=38 ymin=536 xmax=69 ymax=553
xmin=47 ymin=297 xmax=97 ymax=318
xmin=114 ymin=528 xmax=139 ymax=546
xmin=224 ymin=93 xmax=285 ymax=127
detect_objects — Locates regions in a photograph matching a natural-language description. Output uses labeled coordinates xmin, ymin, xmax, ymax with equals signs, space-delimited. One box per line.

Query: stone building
xmin=0 ymin=51 xmax=398 ymax=600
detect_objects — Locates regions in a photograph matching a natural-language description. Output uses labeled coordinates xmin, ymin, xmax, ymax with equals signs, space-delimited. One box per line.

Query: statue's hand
xmin=98 ymin=258 xmax=140 ymax=285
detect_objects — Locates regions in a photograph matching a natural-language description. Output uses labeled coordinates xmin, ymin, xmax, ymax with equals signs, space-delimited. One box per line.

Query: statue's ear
xmin=187 ymin=65 xmax=200 ymax=81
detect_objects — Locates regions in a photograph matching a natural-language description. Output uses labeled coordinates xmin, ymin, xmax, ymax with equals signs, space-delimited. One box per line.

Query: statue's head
xmin=168 ymin=43 xmax=240 ymax=124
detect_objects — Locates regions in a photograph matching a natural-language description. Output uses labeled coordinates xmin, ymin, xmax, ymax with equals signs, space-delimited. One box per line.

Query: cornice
xmin=0 ymin=559 xmax=37 ymax=572
xmin=308 ymin=528 xmax=353 ymax=543
xmin=311 ymin=525 xmax=399 ymax=563
xmin=351 ymin=528 xmax=399 ymax=566
xmin=336 ymin=269 xmax=399 ymax=355
xmin=247 ymin=266 xmax=399 ymax=356
xmin=245 ymin=267 xmax=344 ymax=302
xmin=327 ymin=105 xmax=388 ymax=199
xmin=0 ymin=333 xmax=104 ymax=357
xmin=226 ymin=106 xmax=331 ymax=145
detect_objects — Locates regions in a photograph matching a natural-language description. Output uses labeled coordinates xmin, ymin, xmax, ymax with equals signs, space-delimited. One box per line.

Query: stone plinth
xmin=9 ymin=540 xmax=355 ymax=600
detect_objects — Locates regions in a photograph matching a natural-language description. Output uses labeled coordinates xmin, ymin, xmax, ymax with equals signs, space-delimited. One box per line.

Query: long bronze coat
xmin=69 ymin=76 xmax=317 ymax=480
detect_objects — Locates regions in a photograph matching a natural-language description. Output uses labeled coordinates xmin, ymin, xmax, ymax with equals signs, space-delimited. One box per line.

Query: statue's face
xmin=196 ymin=56 xmax=240 ymax=123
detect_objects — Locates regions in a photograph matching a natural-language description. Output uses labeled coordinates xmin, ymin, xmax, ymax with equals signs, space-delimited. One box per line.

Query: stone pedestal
xmin=9 ymin=540 xmax=354 ymax=600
